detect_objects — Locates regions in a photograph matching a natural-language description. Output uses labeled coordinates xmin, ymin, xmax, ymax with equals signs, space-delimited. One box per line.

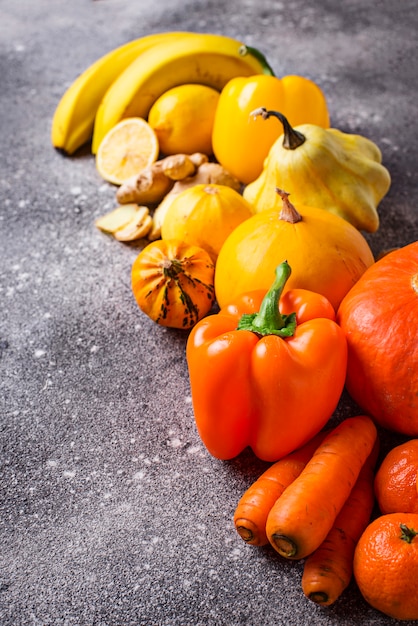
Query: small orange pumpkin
xmin=214 ymin=189 xmax=375 ymax=311
xmin=131 ymin=239 xmax=215 ymax=329
xmin=337 ymin=241 xmax=418 ymax=435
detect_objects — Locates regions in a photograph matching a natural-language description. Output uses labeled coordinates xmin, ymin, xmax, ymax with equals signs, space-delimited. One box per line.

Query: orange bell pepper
xmin=212 ymin=74 xmax=330 ymax=184
xmin=186 ymin=262 xmax=347 ymax=462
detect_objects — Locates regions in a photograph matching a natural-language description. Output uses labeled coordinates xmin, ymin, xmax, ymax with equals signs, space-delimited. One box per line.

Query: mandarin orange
xmin=353 ymin=513 xmax=418 ymax=620
xmin=374 ymin=440 xmax=418 ymax=514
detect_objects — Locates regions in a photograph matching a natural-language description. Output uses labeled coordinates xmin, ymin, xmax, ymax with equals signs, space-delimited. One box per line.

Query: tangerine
xmin=374 ymin=440 xmax=418 ymax=514
xmin=353 ymin=513 xmax=418 ymax=620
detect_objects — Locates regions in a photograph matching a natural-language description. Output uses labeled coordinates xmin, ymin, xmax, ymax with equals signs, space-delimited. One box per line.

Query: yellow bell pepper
xmin=243 ymin=109 xmax=391 ymax=232
xmin=212 ymin=74 xmax=330 ymax=185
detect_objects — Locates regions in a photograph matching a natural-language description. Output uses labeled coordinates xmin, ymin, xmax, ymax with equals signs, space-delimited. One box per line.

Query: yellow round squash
xmin=161 ymin=184 xmax=254 ymax=262
xmin=214 ymin=190 xmax=375 ymax=311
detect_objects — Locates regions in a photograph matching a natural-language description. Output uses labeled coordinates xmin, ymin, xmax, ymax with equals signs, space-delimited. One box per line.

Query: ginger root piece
xmin=113 ymin=206 xmax=153 ymax=241
xmin=188 ymin=152 xmax=210 ymax=168
xmin=110 ymin=152 xmax=241 ymax=241
xmin=95 ymin=204 xmax=152 ymax=241
xmin=148 ymin=162 xmax=241 ymax=240
xmin=116 ymin=164 xmax=174 ymax=205
xmin=161 ymin=152 xmax=208 ymax=180
xmin=196 ymin=162 xmax=241 ymax=190
xmin=95 ymin=203 xmax=140 ymax=234
xmin=115 ymin=153 xmax=208 ymax=205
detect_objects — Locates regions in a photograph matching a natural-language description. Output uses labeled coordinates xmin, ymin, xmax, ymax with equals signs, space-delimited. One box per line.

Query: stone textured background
xmin=1 ymin=1 xmax=417 ymax=624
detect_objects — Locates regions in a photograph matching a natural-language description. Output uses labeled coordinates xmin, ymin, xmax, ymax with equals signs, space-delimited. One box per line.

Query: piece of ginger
xmin=113 ymin=206 xmax=153 ymax=241
xmin=95 ymin=204 xmax=152 ymax=241
xmin=116 ymin=163 xmax=173 ymax=205
xmin=161 ymin=152 xmax=208 ymax=180
xmin=115 ymin=153 xmax=209 ymax=205
xmin=95 ymin=203 xmax=140 ymax=234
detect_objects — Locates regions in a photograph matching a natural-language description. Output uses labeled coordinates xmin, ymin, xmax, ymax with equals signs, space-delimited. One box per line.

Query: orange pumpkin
xmin=214 ymin=190 xmax=375 ymax=311
xmin=337 ymin=241 xmax=418 ymax=435
xmin=131 ymin=239 xmax=215 ymax=329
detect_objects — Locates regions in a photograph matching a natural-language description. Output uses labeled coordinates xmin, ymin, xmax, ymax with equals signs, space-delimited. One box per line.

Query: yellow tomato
xmin=148 ymin=83 xmax=220 ymax=155
xmin=212 ymin=74 xmax=330 ymax=184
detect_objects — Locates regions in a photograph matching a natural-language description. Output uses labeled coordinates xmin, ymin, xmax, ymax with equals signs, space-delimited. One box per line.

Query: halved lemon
xmin=96 ymin=117 xmax=159 ymax=185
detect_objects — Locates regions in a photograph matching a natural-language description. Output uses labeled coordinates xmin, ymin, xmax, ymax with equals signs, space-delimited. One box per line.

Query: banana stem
xmin=240 ymin=45 xmax=276 ymax=76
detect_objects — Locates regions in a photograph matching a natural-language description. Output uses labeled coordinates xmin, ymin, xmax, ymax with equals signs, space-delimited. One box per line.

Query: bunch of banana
xmin=51 ymin=31 xmax=274 ymax=155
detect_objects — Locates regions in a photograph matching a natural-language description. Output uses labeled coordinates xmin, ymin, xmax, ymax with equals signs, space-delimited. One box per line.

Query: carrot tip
xmin=270 ymin=533 xmax=298 ymax=558
xmin=236 ymin=524 xmax=255 ymax=543
xmin=308 ymin=591 xmax=330 ymax=605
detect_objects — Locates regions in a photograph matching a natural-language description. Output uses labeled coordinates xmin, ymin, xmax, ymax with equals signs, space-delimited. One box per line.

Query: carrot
xmin=234 ymin=431 xmax=329 ymax=546
xmin=301 ymin=437 xmax=379 ymax=606
xmin=265 ymin=415 xmax=378 ymax=560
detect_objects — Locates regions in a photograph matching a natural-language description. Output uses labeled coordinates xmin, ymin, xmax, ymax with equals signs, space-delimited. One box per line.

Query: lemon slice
xmin=96 ymin=117 xmax=159 ymax=185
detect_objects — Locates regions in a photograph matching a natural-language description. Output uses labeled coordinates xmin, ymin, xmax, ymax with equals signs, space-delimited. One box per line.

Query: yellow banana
xmin=92 ymin=33 xmax=274 ymax=154
xmin=51 ymin=31 xmax=191 ymax=154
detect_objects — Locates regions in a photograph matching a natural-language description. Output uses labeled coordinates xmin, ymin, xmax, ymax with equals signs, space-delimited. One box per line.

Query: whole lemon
xmin=148 ymin=84 xmax=220 ymax=155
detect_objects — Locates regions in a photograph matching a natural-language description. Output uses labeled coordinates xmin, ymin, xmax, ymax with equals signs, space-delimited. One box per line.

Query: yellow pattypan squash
xmin=161 ymin=183 xmax=254 ymax=262
xmin=243 ymin=109 xmax=391 ymax=232
xmin=214 ymin=189 xmax=375 ymax=311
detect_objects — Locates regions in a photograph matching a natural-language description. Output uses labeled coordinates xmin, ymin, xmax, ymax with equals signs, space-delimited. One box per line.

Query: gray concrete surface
xmin=1 ymin=1 xmax=417 ymax=624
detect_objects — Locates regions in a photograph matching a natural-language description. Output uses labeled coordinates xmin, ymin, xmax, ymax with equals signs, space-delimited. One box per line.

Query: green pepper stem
xmin=250 ymin=107 xmax=306 ymax=149
xmin=237 ymin=261 xmax=296 ymax=337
